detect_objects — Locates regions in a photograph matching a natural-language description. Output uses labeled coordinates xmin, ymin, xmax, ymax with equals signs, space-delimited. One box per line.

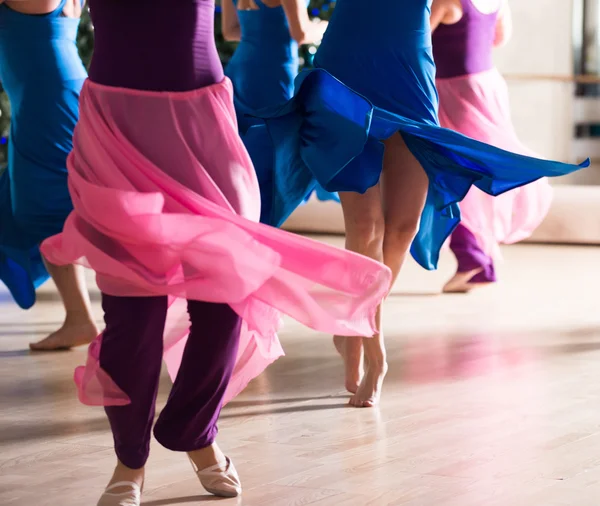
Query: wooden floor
xmin=2 ymin=238 xmax=600 ymax=505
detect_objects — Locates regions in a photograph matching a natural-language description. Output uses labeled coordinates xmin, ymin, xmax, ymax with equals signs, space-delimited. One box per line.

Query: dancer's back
xmin=225 ymin=0 xmax=305 ymax=129
xmin=0 ymin=0 xmax=87 ymax=312
xmin=318 ymin=0 xmax=431 ymax=51
xmin=315 ymin=0 xmax=437 ymax=125
xmin=432 ymin=0 xmax=500 ymax=78
xmin=88 ymin=0 xmax=223 ymax=91
xmin=0 ymin=0 xmax=86 ymax=184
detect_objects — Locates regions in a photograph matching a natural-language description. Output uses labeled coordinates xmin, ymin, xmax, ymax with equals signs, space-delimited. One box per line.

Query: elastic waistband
xmin=85 ymin=76 xmax=233 ymax=100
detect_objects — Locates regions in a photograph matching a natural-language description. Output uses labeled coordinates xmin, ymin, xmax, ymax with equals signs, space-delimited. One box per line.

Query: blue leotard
xmin=226 ymin=0 xmax=302 ymax=133
xmin=225 ymin=0 xmax=337 ymax=216
xmin=0 ymin=0 xmax=87 ymax=308
xmin=252 ymin=0 xmax=587 ymax=269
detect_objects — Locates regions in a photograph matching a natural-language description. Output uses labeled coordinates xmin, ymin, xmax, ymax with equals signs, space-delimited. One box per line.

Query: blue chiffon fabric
xmin=249 ymin=0 xmax=587 ymax=269
xmin=225 ymin=0 xmax=338 ymax=221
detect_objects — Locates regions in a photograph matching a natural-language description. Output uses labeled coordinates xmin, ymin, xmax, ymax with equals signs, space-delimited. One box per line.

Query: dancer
xmin=250 ymin=0 xmax=587 ymax=407
xmin=222 ymin=0 xmax=326 ymax=132
xmin=431 ymin=0 xmax=553 ymax=293
xmin=0 ymin=0 xmax=97 ymax=351
xmin=221 ymin=0 xmax=335 ymax=217
xmin=40 ymin=0 xmax=390 ymax=503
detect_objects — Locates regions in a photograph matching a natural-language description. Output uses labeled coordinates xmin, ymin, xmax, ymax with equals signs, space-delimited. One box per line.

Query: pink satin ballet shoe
xmin=97 ymin=481 xmax=141 ymax=506
xmin=189 ymin=456 xmax=242 ymax=498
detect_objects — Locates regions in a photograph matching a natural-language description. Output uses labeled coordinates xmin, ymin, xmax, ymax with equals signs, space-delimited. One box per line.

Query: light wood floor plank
xmin=1 ymin=239 xmax=600 ymax=504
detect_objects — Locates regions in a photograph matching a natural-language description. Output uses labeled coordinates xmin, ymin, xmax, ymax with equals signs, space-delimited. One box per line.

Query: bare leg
xmin=29 ymin=260 xmax=97 ymax=351
xmin=335 ymin=185 xmax=385 ymax=396
xmin=349 ymin=133 xmax=428 ymax=407
xmin=381 ymin=133 xmax=429 ymax=285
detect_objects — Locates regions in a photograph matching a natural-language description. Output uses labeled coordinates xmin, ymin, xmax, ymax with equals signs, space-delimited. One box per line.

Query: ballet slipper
xmin=96 ymin=481 xmax=141 ymax=506
xmin=189 ymin=456 xmax=242 ymax=498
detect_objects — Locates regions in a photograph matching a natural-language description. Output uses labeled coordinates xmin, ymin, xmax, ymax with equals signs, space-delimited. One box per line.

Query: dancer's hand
xmin=305 ymin=19 xmax=328 ymax=45
xmin=282 ymin=0 xmax=325 ymax=45
xmin=493 ymin=0 xmax=512 ymax=47
xmin=221 ymin=0 xmax=242 ymax=41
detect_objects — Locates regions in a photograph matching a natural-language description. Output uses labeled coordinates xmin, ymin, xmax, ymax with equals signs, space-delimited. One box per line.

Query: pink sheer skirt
xmin=41 ymin=79 xmax=391 ymax=406
xmin=436 ymin=68 xmax=553 ymax=257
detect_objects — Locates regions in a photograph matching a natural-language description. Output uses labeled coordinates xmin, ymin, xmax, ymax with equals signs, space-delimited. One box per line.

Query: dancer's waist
xmin=88 ymin=0 xmax=223 ymax=91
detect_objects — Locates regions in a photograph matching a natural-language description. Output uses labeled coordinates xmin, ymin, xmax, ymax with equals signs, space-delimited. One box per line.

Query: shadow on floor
xmin=0 ymin=349 xmax=35 ymax=358
xmin=0 ymin=417 xmax=109 ymax=444
xmin=220 ymin=402 xmax=348 ymax=419
xmin=0 ymin=321 xmax=62 ymax=328
xmin=389 ymin=291 xmax=441 ymax=297
xmin=35 ymin=291 xmax=102 ymax=303
xmin=226 ymin=394 xmax=347 ymax=408
xmin=143 ymin=495 xmax=223 ymax=505
xmin=0 ymin=329 xmax=57 ymax=337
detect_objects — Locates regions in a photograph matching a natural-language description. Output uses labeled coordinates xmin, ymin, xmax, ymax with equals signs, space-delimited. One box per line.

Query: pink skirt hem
xmin=42 ymin=78 xmax=390 ymax=407
xmin=436 ymin=68 xmax=553 ymax=256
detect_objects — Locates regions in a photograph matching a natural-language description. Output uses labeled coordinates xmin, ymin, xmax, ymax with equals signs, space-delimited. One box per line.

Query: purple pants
xmin=87 ymin=0 xmax=242 ymax=471
xmin=449 ymin=224 xmax=496 ymax=283
xmin=99 ymin=294 xmax=241 ymax=469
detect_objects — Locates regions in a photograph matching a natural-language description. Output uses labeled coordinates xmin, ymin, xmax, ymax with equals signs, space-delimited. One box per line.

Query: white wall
xmin=494 ymin=0 xmax=575 ymax=164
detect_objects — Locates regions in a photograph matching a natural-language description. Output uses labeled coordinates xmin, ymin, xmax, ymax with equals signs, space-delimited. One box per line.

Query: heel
xmin=97 ymin=481 xmax=141 ymax=506
xmin=190 ymin=456 xmax=242 ymax=498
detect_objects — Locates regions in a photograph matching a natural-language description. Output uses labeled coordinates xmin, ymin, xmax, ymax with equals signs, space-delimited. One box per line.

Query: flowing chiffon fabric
xmin=437 ymin=69 xmax=553 ymax=256
xmin=251 ymin=67 xmax=587 ymax=270
xmin=41 ymin=79 xmax=391 ymax=406
xmin=250 ymin=0 xmax=587 ymax=270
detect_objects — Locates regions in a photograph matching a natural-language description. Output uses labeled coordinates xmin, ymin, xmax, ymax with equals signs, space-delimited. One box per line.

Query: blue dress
xmin=226 ymin=0 xmax=301 ymax=134
xmin=224 ymin=0 xmax=338 ymax=219
xmin=0 ymin=0 xmax=87 ymax=309
xmin=250 ymin=0 xmax=588 ymax=269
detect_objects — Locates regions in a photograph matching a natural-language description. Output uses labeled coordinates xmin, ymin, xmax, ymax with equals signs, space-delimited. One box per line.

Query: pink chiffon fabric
xmin=41 ymin=79 xmax=391 ymax=406
xmin=436 ymin=68 xmax=553 ymax=257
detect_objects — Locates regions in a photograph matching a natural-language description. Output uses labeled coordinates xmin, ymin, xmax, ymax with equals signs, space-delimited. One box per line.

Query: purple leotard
xmin=87 ymin=0 xmax=223 ymax=91
xmin=432 ymin=0 xmax=499 ymax=78
xmin=433 ymin=0 xmax=501 ymax=283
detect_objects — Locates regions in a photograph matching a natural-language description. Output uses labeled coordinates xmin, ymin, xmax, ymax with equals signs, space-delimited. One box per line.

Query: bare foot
xmin=97 ymin=461 xmax=144 ymax=506
xmin=29 ymin=320 xmax=98 ymax=351
xmin=333 ymin=335 xmax=363 ymax=393
xmin=349 ymin=362 xmax=388 ymax=408
xmin=442 ymin=268 xmax=491 ymax=294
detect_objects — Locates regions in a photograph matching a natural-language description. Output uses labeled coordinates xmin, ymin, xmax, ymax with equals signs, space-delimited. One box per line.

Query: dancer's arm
xmin=430 ymin=0 xmax=462 ymax=31
xmin=281 ymin=0 xmax=328 ymax=45
xmin=493 ymin=0 xmax=512 ymax=47
xmin=3 ymin=0 xmax=59 ymax=11
xmin=221 ymin=0 xmax=242 ymax=42
xmin=2 ymin=0 xmax=81 ymax=16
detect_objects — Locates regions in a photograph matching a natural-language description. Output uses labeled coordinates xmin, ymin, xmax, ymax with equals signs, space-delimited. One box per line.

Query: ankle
xmin=109 ymin=461 xmax=145 ymax=487
xmin=188 ymin=442 xmax=226 ymax=471
xmin=63 ymin=310 xmax=96 ymax=327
